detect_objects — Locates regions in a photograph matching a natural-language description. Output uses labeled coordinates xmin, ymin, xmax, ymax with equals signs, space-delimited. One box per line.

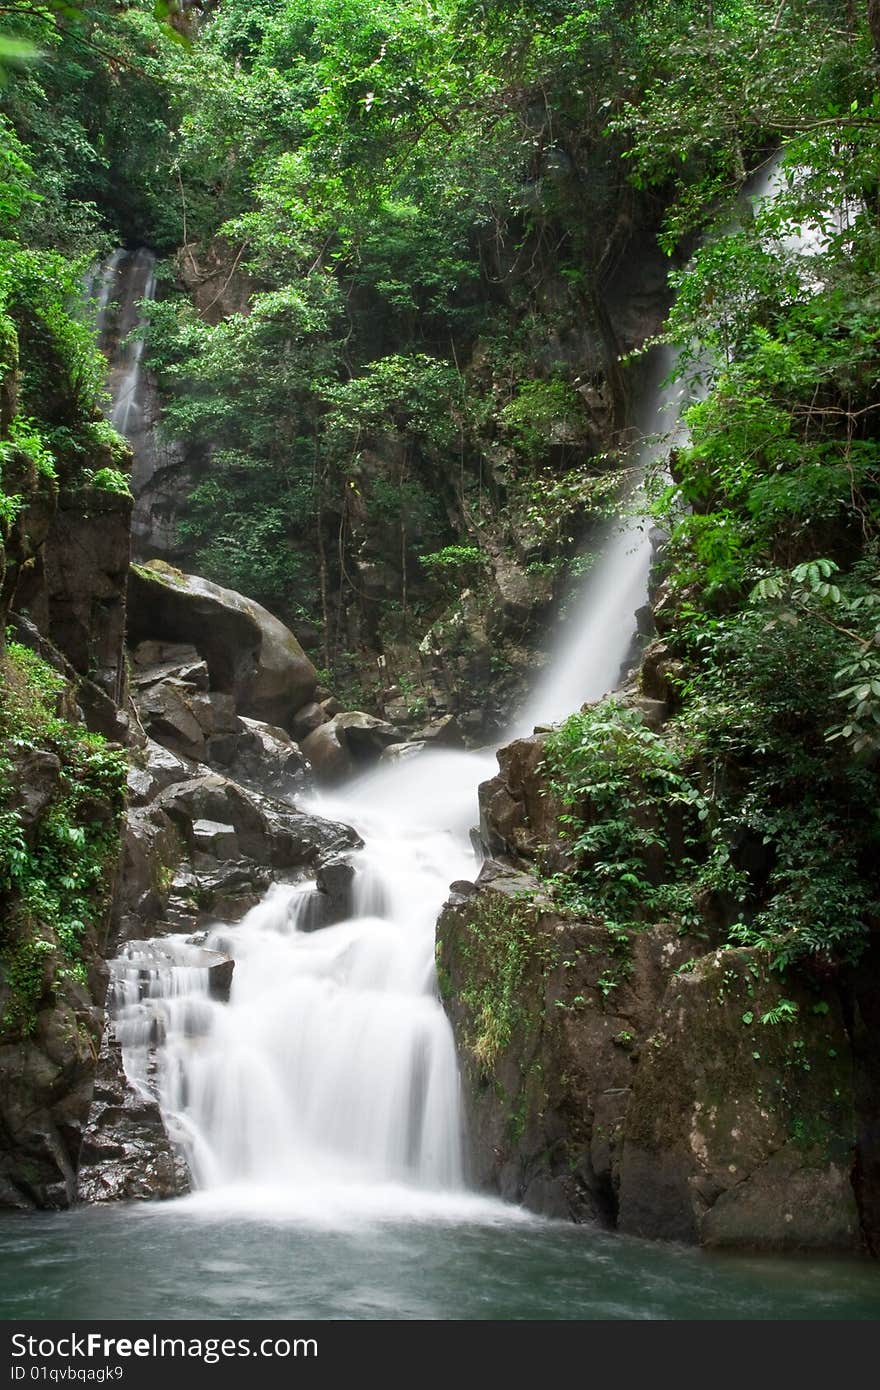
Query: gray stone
xmin=292 ymin=701 xmax=328 ymax=740
xmin=128 ymin=563 xmax=318 ymax=729
xmin=191 ymin=819 xmax=239 ymax=857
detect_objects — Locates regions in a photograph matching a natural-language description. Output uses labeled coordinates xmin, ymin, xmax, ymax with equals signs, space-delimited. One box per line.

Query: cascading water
xmin=106 ymin=355 xmax=685 ymax=1217
xmin=103 ymin=240 xmax=711 ymax=1219
xmin=511 ymin=346 xmax=687 ymax=735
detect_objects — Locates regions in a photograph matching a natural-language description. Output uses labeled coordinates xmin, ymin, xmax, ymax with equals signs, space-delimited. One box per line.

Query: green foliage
xmin=542 ymin=699 xmax=706 ymax=926
xmin=83 ymin=466 xmax=132 ymax=496
xmin=450 ymin=892 xmax=549 ymax=1068
xmin=0 ymin=642 xmax=126 ymax=1034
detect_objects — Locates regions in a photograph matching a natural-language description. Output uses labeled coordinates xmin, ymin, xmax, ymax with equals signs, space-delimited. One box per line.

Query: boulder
xmin=76 ymin=1028 xmax=190 ymax=1204
xmin=292 ymin=701 xmax=328 ymax=741
xmin=127 ymin=562 xmax=317 ymax=729
xmin=301 ymin=721 xmax=353 ymax=784
xmin=332 ymin=711 xmax=402 ymax=759
xmin=616 ymin=946 xmax=862 ymax=1251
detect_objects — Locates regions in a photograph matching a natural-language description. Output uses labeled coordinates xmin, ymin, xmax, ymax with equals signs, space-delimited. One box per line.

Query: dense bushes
xmin=0 ymin=641 xmax=127 ymax=1034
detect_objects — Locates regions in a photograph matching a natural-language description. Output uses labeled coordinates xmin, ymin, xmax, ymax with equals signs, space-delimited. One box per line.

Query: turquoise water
xmin=0 ymin=1198 xmax=877 ymax=1320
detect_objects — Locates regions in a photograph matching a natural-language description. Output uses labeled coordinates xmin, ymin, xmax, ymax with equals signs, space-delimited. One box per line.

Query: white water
xmin=107 ymin=341 xmax=698 ymax=1223
xmin=511 ymin=347 xmax=687 ymax=735
xmin=107 ymin=341 xmax=681 ymax=1213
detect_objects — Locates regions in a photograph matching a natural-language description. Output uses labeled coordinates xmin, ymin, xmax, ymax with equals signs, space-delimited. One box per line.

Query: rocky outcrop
xmin=75 ymin=1029 xmax=190 ymax=1204
xmin=438 ymin=862 xmax=698 ymax=1221
xmin=617 ymin=946 xmax=861 ymax=1250
xmin=128 ymin=562 xmax=318 ymax=730
xmin=0 ymin=977 xmax=106 ymax=1210
xmin=439 ymin=862 xmax=864 ymax=1248
xmin=16 ymin=486 xmax=132 ymax=709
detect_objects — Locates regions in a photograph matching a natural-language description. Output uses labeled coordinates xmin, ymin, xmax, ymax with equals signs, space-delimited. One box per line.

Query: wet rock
xmin=0 ymin=985 xmax=105 ymax=1210
xmin=135 ymin=679 xmax=206 ymax=761
xmin=228 ymin=716 xmax=307 ymax=799
xmin=437 ymin=863 xmax=699 ymax=1222
xmin=76 ymin=1028 xmax=190 ymax=1204
xmin=143 ymin=739 xmax=197 ymax=796
xmin=301 ymin=721 xmax=353 ymax=784
xmin=155 ymin=771 xmax=360 ymax=869
xmin=380 ymin=741 xmax=426 ymax=763
xmin=617 ymin=947 xmax=862 ymax=1251
xmin=292 ymin=701 xmax=328 ymax=741
xmin=116 ymin=804 xmax=182 ymax=942
xmin=315 ymin=855 xmax=356 ymax=925
xmin=128 ymin=562 xmax=318 ymax=729
xmin=192 ymin=818 xmax=238 ymax=857
xmin=332 ymin=711 xmax=402 ymax=760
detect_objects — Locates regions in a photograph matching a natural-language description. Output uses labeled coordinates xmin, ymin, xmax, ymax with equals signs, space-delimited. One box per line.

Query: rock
xmin=144 ymin=739 xmax=197 ymax=795
xmin=131 ymin=640 xmax=201 ymax=669
xmin=126 ymin=764 xmax=155 ymax=805
xmin=224 ymin=717 xmax=307 ymax=800
xmin=320 ymin=696 xmax=342 ymax=718
xmin=206 ymin=953 xmax=235 ymax=1002
xmin=0 ymin=984 xmax=104 ymax=1209
xmin=30 ymin=487 xmax=132 ymax=697
xmin=488 ymin=550 xmax=552 ymax=631
xmin=382 ymin=695 xmax=411 ymax=725
xmin=128 ymin=562 xmax=318 ymax=729
xmin=437 ymin=862 xmax=699 ymax=1221
xmin=478 ymin=733 xmax=571 ymax=870
xmin=639 ymin=639 xmax=683 ymax=709
xmin=192 ymin=819 xmax=239 ymax=858
xmin=116 ymin=804 xmax=182 ymax=943
xmin=616 ymin=947 xmax=862 ymax=1250
xmin=381 ymin=741 xmax=426 ymax=763
xmin=209 ymin=692 xmax=240 ymax=734
xmin=332 ymin=711 xmax=402 ymax=760
xmin=76 ymin=1027 xmax=190 ymax=1204
xmin=410 ymin=713 xmax=464 ymax=747
xmin=135 ymin=679 xmax=206 ymax=761
xmin=12 ymin=749 xmax=61 ymax=828
xmin=315 ymin=855 xmax=355 ymax=924
xmin=155 ymin=771 xmax=360 ymax=869
xmin=301 ymin=721 xmax=353 ymax=784
xmin=132 ymin=656 xmax=210 ymax=692
xmin=292 ymin=701 xmax=329 ymax=740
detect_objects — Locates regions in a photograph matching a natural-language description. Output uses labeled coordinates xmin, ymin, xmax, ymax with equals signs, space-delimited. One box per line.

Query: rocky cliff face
xmin=0 ymin=306 xmax=367 ymax=1205
xmin=438 ymin=703 xmax=878 ymax=1253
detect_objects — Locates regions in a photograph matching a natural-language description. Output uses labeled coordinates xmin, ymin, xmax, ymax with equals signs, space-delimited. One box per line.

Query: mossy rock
xmin=617 ymin=946 xmax=861 ymax=1250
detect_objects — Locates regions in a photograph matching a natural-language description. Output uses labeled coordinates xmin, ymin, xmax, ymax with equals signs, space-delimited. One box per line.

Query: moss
xmin=454 ymin=888 xmax=556 ymax=1070
xmin=134 ymin=558 xmax=188 ymax=588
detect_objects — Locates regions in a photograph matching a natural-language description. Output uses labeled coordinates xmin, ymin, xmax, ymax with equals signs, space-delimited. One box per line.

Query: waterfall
xmin=106 ymin=304 xmax=702 ymax=1219
xmin=106 ymin=360 xmax=682 ymax=1212
xmin=86 ymin=247 xmax=159 ymax=532
xmin=511 ymin=346 xmax=688 ymax=736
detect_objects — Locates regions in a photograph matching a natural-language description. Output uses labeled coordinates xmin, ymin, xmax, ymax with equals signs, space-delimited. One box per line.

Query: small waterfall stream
xmin=107 ymin=345 xmax=687 ymax=1216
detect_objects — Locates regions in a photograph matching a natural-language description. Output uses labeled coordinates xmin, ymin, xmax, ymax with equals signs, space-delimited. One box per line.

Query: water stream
xmin=105 ymin=344 xmax=684 ymax=1218
xmin=16 ymin=219 xmax=872 ymax=1319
